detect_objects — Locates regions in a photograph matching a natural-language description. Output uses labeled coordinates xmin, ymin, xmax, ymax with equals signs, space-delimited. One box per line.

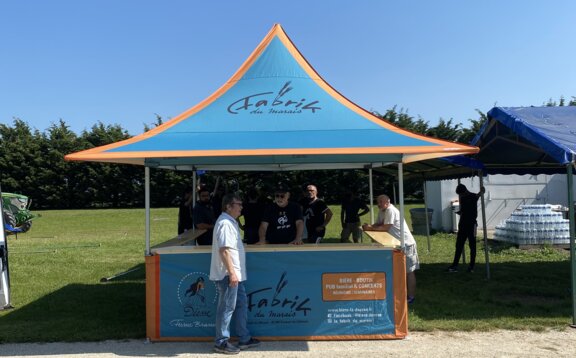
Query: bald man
xmin=363 ymin=195 xmax=419 ymax=304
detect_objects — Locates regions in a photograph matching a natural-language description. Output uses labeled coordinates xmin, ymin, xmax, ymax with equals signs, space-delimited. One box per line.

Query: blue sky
xmin=2 ymin=1 xmax=575 ymax=135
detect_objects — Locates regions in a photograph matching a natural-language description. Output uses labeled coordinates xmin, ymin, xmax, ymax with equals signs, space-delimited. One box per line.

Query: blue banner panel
xmin=158 ymin=249 xmax=396 ymax=338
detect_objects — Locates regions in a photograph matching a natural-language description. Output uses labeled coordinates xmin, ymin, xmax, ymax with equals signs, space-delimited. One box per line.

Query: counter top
xmin=150 ymin=230 xmax=400 ymax=255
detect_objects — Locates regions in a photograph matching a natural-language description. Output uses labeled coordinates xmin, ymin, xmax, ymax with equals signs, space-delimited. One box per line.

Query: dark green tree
xmin=78 ymin=122 xmax=141 ymax=208
xmin=0 ymin=119 xmax=44 ymax=202
xmin=36 ymin=120 xmax=83 ymax=209
xmin=459 ymin=110 xmax=488 ymax=144
xmin=426 ymin=118 xmax=462 ymax=141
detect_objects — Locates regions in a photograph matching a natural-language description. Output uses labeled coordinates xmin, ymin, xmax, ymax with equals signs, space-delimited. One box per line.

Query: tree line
xmin=1 ymin=97 xmax=574 ymax=209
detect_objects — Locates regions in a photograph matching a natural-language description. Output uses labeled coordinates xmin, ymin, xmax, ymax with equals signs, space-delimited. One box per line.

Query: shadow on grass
xmin=2 ymin=259 xmax=574 ymax=345
xmin=99 ymin=263 xmax=146 ymax=282
xmin=413 ymin=260 xmax=573 ymax=323
xmin=0 ymin=264 xmax=147 ymax=343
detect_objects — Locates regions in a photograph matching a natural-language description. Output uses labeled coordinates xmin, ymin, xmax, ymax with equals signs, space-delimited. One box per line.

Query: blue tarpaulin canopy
xmin=474 ymin=106 xmax=576 ymax=174
xmin=387 ymin=106 xmax=576 ymax=180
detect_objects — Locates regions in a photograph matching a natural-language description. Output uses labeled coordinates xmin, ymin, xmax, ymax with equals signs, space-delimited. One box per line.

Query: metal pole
xmin=479 ymin=172 xmax=490 ymax=280
xmin=458 ymin=178 xmax=466 ymax=266
xmin=145 ymin=167 xmax=151 ymax=256
xmin=369 ymin=168 xmax=375 ymax=224
xmin=567 ymin=163 xmax=576 ymax=328
xmin=192 ymin=170 xmax=197 ymax=238
xmin=398 ymin=163 xmax=405 ymax=248
xmin=423 ymin=180 xmax=431 ymax=253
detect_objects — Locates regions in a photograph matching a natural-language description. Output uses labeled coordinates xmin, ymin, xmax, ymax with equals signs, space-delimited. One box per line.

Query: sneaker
xmin=213 ymin=341 xmax=240 ymax=355
xmin=445 ymin=267 xmax=458 ymax=273
xmin=467 ymin=267 xmax=474 ymax=273
xmin=407 ymin=296 xmax=415 ymax=305
xmin=238 ymin=337 xmax=261 ymax=350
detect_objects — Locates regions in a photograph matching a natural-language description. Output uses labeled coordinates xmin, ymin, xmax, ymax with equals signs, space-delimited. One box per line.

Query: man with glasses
xmin=210 ymin=193 xmax=260 ymax=354
xmin=257 ymin=184 xmax=304 ymax=245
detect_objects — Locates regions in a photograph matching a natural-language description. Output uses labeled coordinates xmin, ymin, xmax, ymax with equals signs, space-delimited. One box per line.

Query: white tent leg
xmin=567 ymin=163 xmax=576 ymax=328
xmin=145 ymin=167 xmax=151 ymax=256
xmin=398 ymin=163 xmax=405 ymax=248
xmin=423 ymin=181 xmax=431 ymax=253
xmin=479 ymin=172 xmax=490 ymax=280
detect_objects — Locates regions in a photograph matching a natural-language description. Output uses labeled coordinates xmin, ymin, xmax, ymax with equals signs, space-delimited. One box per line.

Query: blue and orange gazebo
xmin=66 ymin=24 xmax=479 ymax=341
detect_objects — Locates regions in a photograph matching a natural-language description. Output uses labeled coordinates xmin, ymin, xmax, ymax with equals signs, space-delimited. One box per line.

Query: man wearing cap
xmin=257 ymin=184 xmax=304 ymax=245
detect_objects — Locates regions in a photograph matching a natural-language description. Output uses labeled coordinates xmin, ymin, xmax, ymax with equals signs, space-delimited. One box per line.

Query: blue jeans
xmin=214 ymin=276 xmax=250 ymax=345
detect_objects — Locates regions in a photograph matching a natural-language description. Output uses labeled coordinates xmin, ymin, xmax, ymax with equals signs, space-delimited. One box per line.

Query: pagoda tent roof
xmin=65 ymin=24 xmax=478 ymax=171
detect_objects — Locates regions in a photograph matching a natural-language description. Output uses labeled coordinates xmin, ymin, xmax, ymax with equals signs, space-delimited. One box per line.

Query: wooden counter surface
xmin=150 ymin=230 xmax=400 ymax=254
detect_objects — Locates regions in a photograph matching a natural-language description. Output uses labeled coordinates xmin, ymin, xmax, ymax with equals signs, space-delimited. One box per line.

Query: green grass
xmin=0 ymin=205 xmax=573 ymax=342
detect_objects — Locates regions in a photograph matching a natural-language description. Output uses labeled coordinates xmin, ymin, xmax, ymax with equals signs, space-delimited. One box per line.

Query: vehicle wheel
xmin=19 ymin=221 xmax=32 ymax=233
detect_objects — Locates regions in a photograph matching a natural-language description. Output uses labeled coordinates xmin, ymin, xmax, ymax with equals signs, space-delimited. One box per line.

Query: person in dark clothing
xmin=193 ymin=188 xmax=216 ymax=245
xmin=302 ymin=185 xmax=333 ymax=244
xmin=447 ymin=184 xmax=485 ymax=273
xmin=178 ymin=186 xmax=194 ymax=235
xmin=257 ymin=184 xmax=304 ymax=245
xmin=340 ymin=190 xmax=369 ymax=243
xmin=240 ymin=188 xmax=266 ymax=244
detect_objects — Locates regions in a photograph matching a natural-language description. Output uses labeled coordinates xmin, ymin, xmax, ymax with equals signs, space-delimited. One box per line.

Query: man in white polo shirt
xmin=362 ymin=194 xmax=419 ymax=305
xmin=210 ymin=193 xmax=260 ymax=354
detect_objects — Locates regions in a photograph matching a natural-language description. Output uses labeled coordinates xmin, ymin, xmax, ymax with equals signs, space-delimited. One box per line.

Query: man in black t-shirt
xmin=257 ymin=184 xmax=304 ymax=245
xmin=340 ymin=190 xmax=369 ymax=243
xmin=446 ymin=184 xmax=485 ymax=273
xmin=240 ymin=188 xmax=266 ymax=244
xmin=302 ymin=185 xmax=333 ymax=244
xmin=193 ymin=188 xmax=216 ymax=245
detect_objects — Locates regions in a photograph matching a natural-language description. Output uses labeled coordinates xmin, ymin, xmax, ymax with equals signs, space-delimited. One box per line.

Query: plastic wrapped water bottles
xmin=493 ymin=204 xmax=570 ymax=245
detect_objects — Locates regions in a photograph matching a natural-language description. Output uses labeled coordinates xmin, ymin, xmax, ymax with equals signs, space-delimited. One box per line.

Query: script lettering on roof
xmin=227 ymin=81 xmax=321 ymax=115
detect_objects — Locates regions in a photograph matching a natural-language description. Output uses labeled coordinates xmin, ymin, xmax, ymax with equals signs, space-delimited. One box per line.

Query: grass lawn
xmin=0 ymin=205 xmax=573 ymax=342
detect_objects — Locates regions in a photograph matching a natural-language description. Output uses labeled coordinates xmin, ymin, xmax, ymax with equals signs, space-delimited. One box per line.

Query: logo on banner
xmin=247 ymin=271 xmax=311 ymax=320
xmin=227 ymin=81 xmax=321 ymax=115
xmin=177 ymin=272 xmax=216 ymax=318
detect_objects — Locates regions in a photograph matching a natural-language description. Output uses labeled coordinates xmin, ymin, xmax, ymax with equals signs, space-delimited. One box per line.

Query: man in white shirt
xmin=362 ymin=194 xmax=419 ymax=305
xmin=210 ymin=193 xmax=260 ymax=354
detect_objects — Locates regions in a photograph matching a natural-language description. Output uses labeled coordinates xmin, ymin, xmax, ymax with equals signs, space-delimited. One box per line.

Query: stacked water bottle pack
xmin=494 ymin=204 xmax=570 ymax=245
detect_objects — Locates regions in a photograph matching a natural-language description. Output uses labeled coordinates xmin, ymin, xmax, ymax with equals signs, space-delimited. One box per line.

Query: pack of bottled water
xmin=493 ymin=204 xmax=570 ymax=245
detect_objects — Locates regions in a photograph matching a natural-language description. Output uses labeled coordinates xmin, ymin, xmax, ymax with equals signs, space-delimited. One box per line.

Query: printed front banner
xmin=158 ymin=249 xmax=396 ymax=338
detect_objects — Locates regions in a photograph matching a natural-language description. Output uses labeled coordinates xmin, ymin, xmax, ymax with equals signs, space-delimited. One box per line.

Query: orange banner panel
xmin=322 ymin=272 xmax=386 ymax=301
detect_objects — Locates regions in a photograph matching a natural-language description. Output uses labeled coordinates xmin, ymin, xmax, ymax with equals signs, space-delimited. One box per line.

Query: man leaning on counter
xmin=256 ymin=184 xmax=304 ymax=245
